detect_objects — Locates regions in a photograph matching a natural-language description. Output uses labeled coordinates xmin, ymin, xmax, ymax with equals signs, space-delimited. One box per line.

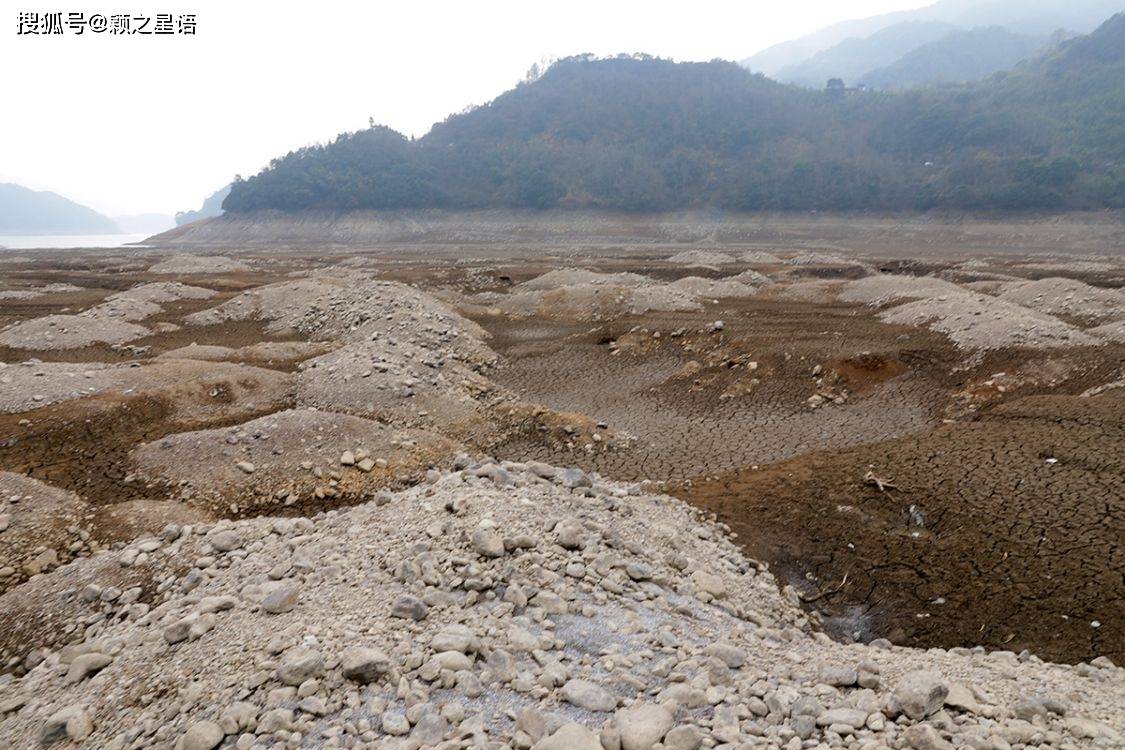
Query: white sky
xmin=2 ymin=0 xmax=933 ymax=216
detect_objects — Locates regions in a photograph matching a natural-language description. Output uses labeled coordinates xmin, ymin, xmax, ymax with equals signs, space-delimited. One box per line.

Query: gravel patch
xmin=880 ymin=293 xmax=1099 ymax=350
xmin=996 ymin=277 xmax=1125 ymax=324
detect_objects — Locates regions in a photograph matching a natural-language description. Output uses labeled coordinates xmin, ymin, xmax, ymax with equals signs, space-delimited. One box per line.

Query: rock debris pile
xmin=0 ymin=460 xmax=1121 ymax=749
xmin=486 ymin=270 xmax=769 ymax=322
xmin=837 ymin=276 xmax=1103 ymax=350
xmin=0 ymin=282 xmax=215 ymax=350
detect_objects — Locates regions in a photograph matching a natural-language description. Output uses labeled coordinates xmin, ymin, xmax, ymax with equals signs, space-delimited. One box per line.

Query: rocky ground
xmin=0 ymin=218 xmax=1123 ymax=748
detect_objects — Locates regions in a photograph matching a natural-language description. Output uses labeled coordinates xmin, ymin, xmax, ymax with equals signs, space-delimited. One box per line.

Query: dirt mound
xmin=665 ymin=249 xmax=736 ymax=266
xmin=0 ymin=281 xmax=217 ymax=351
xmin=0 ymin=473 xmax=93 ymax=594
xmin=0 ymin=359 xmax=291 ymax=418
xmin=880 ymin=292 xmax=1098 ymax=350
xmin=131 ymin=408 xmax=456 ymax=514
xmin=666 ymin=276 xmax=758 ymax=299
xmin=158 ymin=340 xmax=332 ymax=367
xmin=1089 ymin=319 xmax=1125 ymax=343
xmin=838 ymin=275 xmax=967 ymax=307
xmin=996 ymin=277 xmax=1125 ymax=324
xmin=784 ymin=251 xmax=854 ymax=266
xmin=0 ymin=463 xmax=1121 ymax=749
xmin=728 ymin=268 xmax=773 ymax=286
xmin=739 ymin=250 xmax=783 ymax=264
xmin=500 ymin=283 xmax=701 ymax=321
xmin=499 ymin=270 xmax=773 ymax=322
xmin=294 ymin=341 xmax=499 ymax=433
xmin=186 ymin=276 xmax=495 ymax=365
xmin=0 ymin=283 xmax=84 ymax=301
xmin=147 ymin=255 xmax=253 ymax=274
xmin=106 ymin=281 xmax=216 ymax=305
xmin=0 ymin=314 xmax=151 ymax=350
xmin=518 ymin=269 xmax=651 ymax=290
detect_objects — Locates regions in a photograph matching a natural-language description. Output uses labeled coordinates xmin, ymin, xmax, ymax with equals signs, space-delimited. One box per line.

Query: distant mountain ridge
xmin=218 ymin=14 xmax=1124 ymax=215
xmin=742 ymin=0 xmax=1121 ymax=78
xmin=0 ymin=183 xmax=119 ymax=234
xmin=773 ymin=20 xmax=961 ymax=88
xmin=862 ymin=26 xmax=1053 ymax=89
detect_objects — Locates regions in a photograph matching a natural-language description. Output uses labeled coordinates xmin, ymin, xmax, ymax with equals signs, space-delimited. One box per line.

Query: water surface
xmin=0 ymin=234 xmax=149 ymax=250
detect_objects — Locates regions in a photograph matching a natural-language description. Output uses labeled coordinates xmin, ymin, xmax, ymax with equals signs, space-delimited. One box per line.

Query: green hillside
xmin=225 ymin=14 xmax=1124 ymax=214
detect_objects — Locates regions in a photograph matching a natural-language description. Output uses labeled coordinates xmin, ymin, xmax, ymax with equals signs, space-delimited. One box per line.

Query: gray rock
xmin=561 ymin=678 xmax=617 ymax=712
xmin=340 ymin=646 xmax=390 ymax=683
xmin=615 ymin=702 xmax=674 ymax=750
xmin=64 ymin=652 xmax=112 ymax=684
xmin=663 ymin=725 xmax=702 ymax=750
xmin=704 ymin=643 xmax=746 ymax=669
xmin=163 ymin=615 xmax=198 ymax=645
xmin=944 ymin=683 xmax=981 ymax=714
xmin=818 ymin=664 xmax=858 ymax=687
xmin=261 ymin=584 xmax=300 ymax=614
xmin=209 ymin=530 xmax=242 ymax=552
xmin=39 ymin=705 xmax=92 ymax=744
xmin=892 ymin=670 xmax=949 ymax=720
xmin=557 ymin=468 xmax=591 ymax=489
xmin=1012 ymin=697 xmax=1051 ymax=720
xmin=470 ymin=528 xmax=505 ymax=558
xmin=198 ymin=595 xmax=237 ymax=614
xmin=816 ymin=708 xmax=867 ymax=729
xmin=791 ymin=715 xmax=817 ymax=740
xmin=218 ymin=702 xmax=258 ymax=734
xmin=277 ymin=647 xmax=324 ymax=686
xmin=411 ymin=713 xmax=449 ymax=745
xmin=381 ymin=711 xmax=410 ymax=736
xmin=256 ymin=707 xmax=293 ymax=734
xmin=432 ymin=624 xmax=475 ymax=654
xmin=180 ymin=721 xmax=224 ymax=750
xmin=533 ymin=723 xmax=603 ymax=750
xmin=391 ymin=594 xmax=429 ymax=620
xmin=527 ymin=462 xmax=557 ymax=479
xmin=904 ymin=723 xmax=954 ymax=750
xmin=790 ymin=696 xmax=825 ymax=718
xmin=554 ymin=518 xmax=588 ymax=549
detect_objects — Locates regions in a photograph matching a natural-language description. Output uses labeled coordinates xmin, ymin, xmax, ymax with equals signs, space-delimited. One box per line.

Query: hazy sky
xmin=3 ymin=0 xmax=934 ymax=217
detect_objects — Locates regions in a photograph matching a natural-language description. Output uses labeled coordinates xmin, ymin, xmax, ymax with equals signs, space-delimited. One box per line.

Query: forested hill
xmin=224 ymin=14 xmax=1124 ymax=214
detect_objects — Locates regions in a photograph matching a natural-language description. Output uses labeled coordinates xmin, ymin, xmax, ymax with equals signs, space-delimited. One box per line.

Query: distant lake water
xmin=0 ymin=233 xmax=150 ymax=250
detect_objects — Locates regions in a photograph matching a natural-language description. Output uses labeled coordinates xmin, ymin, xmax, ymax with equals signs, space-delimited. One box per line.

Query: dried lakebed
xmin=0 ymin=244 xmax=1122 ymax=749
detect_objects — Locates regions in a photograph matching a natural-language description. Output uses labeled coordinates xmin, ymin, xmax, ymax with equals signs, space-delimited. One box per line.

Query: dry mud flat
xmin=679 ymin=391 xmax=1125 ymax=665
xmin=0 ymin=240 xmax=1123 ymax=748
